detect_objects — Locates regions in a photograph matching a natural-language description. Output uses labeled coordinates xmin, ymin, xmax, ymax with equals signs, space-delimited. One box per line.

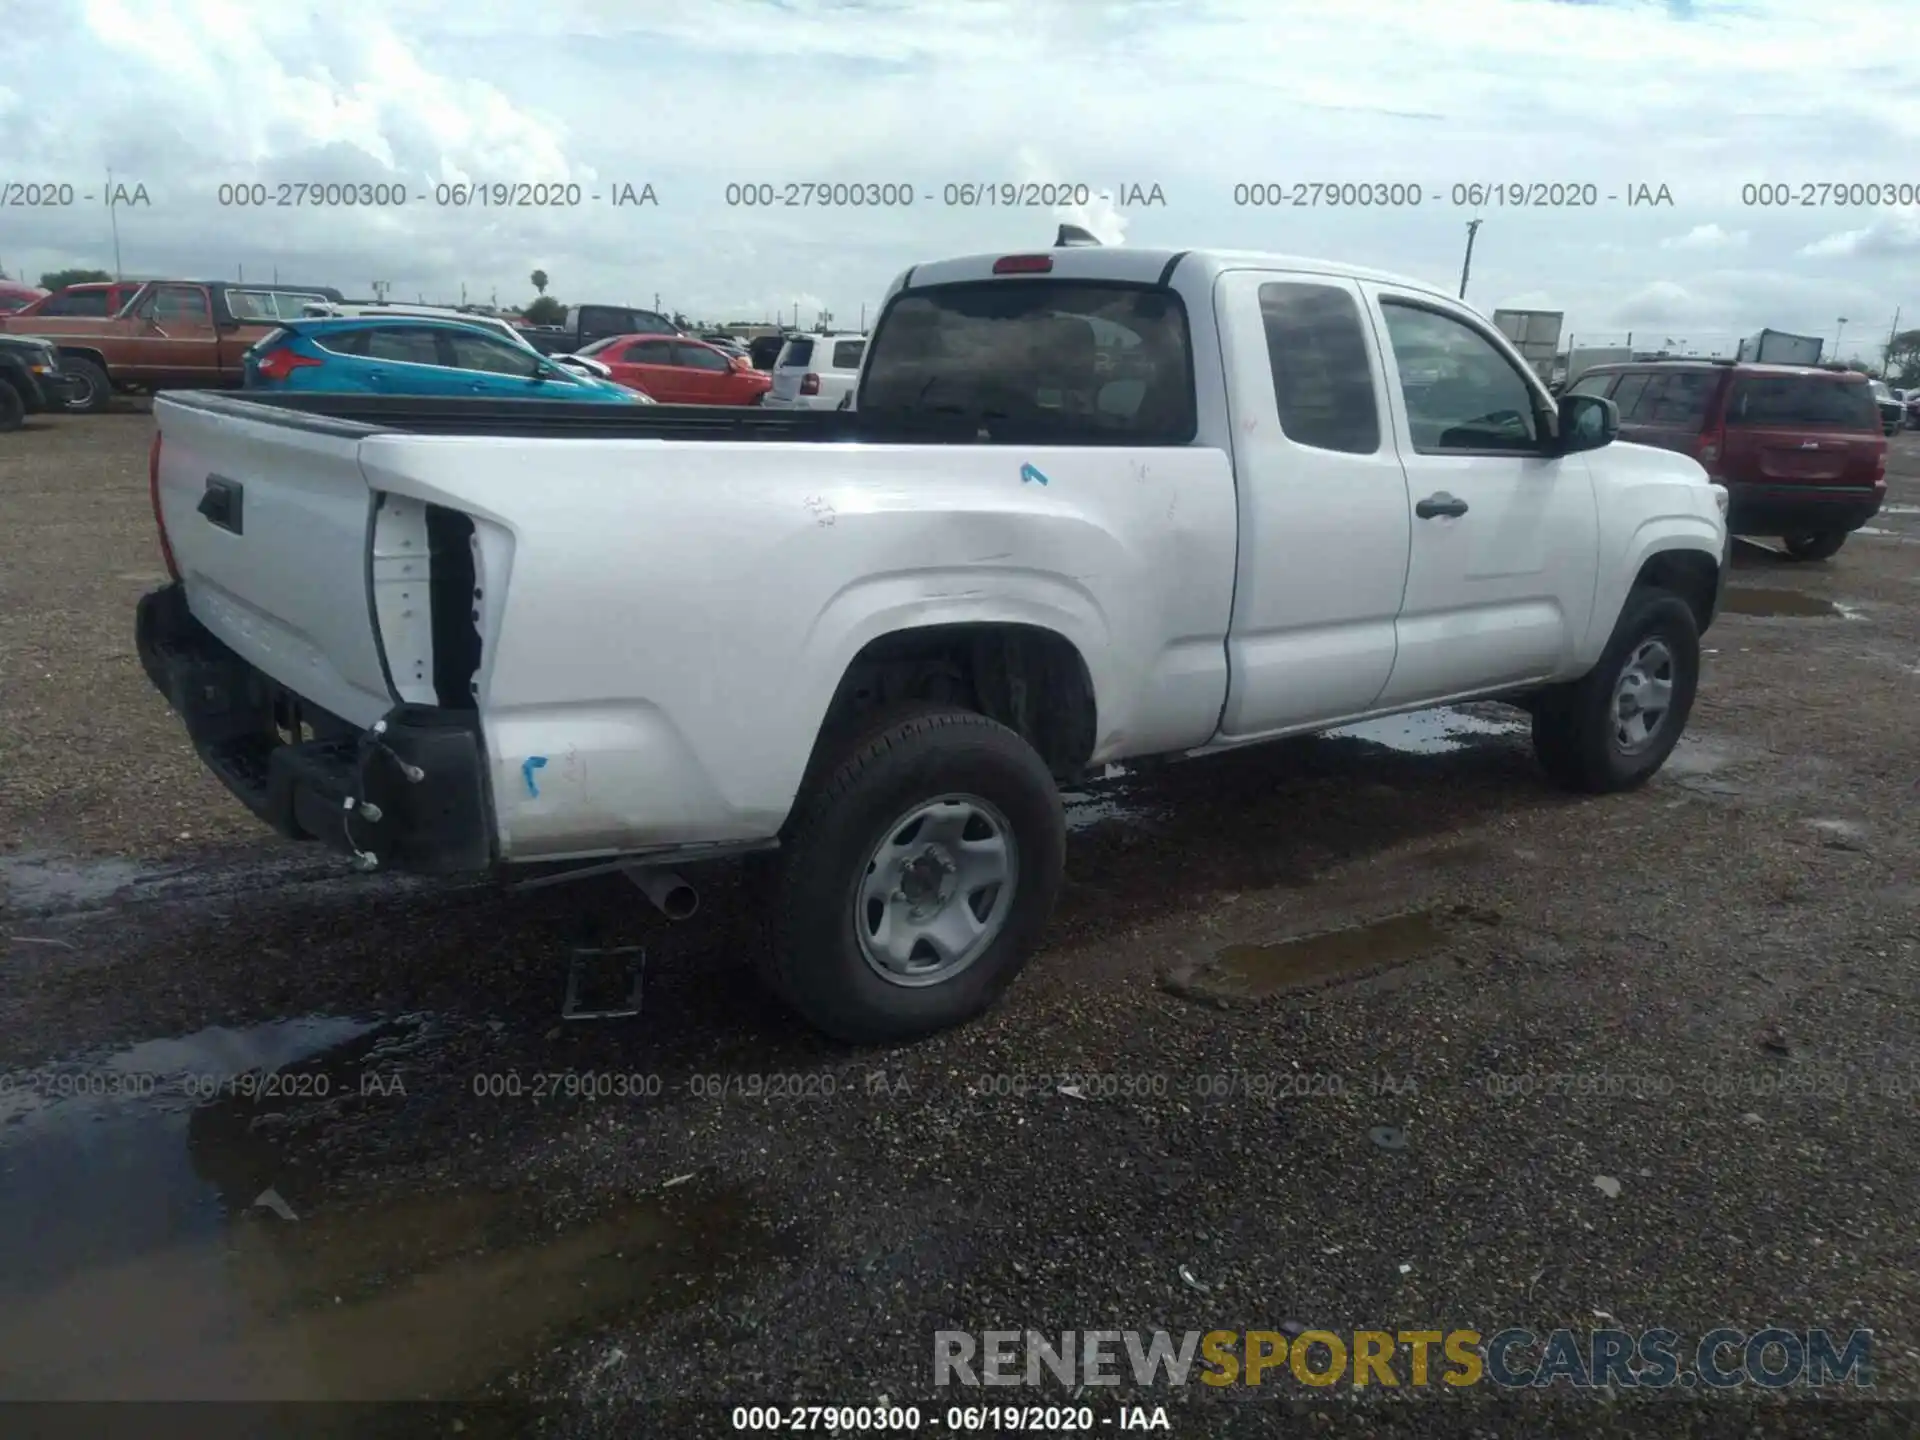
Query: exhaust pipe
xmin=626 ymin=866 xmax=699 ymax=921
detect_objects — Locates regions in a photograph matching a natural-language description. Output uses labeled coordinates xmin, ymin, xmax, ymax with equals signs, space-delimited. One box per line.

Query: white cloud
xmin=1015 ymin=149 xmax=1130 ymax=247
xmin=1661 ymin=223 xmax=1749 ymax=251
xmin=1612 ymin=281 xmax=1706 ymax=325
xmin=0 ymin=0 xmax=1915 ymax=335
xmin=1800 ymin=207 xmax=1920 ymax=259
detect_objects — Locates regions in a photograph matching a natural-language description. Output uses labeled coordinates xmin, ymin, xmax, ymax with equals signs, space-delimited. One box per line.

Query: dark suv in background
xmin=1566 ymin=359 xmax=1888 ymax=560
xmin=0 ymin=334 xmax=73 ymax=430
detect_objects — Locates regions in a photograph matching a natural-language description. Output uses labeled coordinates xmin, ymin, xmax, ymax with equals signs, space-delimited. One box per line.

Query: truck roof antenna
xmin=1054 ymin=224 xmax=1101 ymax=248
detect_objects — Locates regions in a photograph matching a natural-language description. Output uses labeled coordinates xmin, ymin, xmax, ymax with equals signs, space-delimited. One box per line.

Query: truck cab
xmin=518 ymin=304 xmax=685 ymax=355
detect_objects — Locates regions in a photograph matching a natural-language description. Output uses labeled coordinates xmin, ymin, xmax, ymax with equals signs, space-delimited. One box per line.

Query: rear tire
xmin=0 ymin=380 xmax=24 ymax=433
xmin=59 ymin=357 xmax=111 ymax=414
xmin=1782 ymin=531 xmax=1846 ymax=561
xmin=765 ymin=705 xmax=1065 ymax=1044
xmin=1531 ymin=587 xmax=1700 ymax=793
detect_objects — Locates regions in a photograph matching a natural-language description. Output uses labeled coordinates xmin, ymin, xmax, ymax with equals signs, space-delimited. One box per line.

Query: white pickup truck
xmin=137 ymin=242 xmax=1730 ymax=1042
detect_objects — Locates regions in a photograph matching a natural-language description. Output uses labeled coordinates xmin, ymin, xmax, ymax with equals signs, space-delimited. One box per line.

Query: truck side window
xmin=151 ymin=286 xmax=212 ymax=325
xmin=227 ymin=291 xmax=275 ymax=321
xmin=1379 ymin=302 xmax=1539 ymax=453
xmin=1258 ymin=282 xmax=1380 ymax=455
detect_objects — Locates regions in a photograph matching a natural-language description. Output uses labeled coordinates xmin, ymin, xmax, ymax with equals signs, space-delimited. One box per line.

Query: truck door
xmin=1213 ymin=270 xmax=1412 ymax=737
xmin=123 ymin=284 xmax=219 ymax=386
xmin=1361 ymin=286 xmax=1600 ymax=705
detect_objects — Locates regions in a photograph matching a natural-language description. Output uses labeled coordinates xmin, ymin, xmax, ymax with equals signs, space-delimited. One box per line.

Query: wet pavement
xmin=3 ymin=420 xmax=1920 ymax=1435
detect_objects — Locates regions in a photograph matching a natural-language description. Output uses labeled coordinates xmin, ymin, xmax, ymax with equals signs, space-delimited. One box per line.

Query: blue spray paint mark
xmin=521 ymin=756 xmax=548 ymax=797
xmin=1020 ymin=463 xmax=1050 ymax=486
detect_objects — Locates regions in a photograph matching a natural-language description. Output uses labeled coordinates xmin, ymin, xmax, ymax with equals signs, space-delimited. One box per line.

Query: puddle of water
xmin=1326 ymin=707 xmax=1526 ymax=755
xmin=1208 ymin=910 xmax=1448 ymax=999
xmin=1721 ymin=588 xmax=1842 ymax=618
xmin=0 ymin=1015 xmax=768 ymax=1400
xmin=1880 ymin=504 xmax=1920 ymax=515
xmin=1662 ymin=737 xmax=1736 ymax=778
xmin=0 ymin=854 xmax=155 ymax=915
xmin=1660 ymin=736 xmax=1749 ymax=797
xmin=1061 ymin=791 xmax=1157 ymax=832
xmin=1805 ymin=818 xmax=1870 ymax=851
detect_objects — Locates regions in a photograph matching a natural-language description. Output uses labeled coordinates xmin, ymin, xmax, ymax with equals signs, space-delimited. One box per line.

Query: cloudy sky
xmin=2 ymin=0 xmax=1916 ymax=357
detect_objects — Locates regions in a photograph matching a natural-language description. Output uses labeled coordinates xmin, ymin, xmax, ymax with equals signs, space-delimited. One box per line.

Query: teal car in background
xmin=242 ymin=316 xmax=655 ymax=402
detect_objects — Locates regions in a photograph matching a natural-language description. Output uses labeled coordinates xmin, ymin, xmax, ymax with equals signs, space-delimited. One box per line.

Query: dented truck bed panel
xmin=148 ymin=392 xmax=1240 ymax=865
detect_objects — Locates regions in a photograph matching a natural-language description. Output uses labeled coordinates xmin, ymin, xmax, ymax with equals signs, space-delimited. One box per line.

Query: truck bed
xmin=160 ymin=389 xmax=867 ymax=441
xmin=145 ymin=385 xmax=1240 ymax=866
xmin=156 ymin=390 xmax=1112 ymax=445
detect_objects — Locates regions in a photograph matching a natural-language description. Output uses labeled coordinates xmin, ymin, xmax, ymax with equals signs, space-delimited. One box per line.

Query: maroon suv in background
xmin=1566 ymin=359 xmax=1888 ymax=560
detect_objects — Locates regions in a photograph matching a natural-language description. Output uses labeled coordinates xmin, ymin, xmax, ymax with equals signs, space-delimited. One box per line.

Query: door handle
xmin=1415 ymin=492 xmax=1469 ymax=519
xmin=198 ymin=475 xmax=243 ymax=534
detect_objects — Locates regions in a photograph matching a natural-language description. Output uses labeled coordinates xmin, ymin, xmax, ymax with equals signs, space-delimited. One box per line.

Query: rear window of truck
xmin=1727 ymin=376 xmax=1878 ymax=429
xmin=860 ymin=280 xmax=1195 ymax=444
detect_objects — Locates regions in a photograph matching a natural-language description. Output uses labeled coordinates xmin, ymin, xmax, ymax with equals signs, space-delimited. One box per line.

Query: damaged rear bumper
xmin=136 ymin=582 xmax=495 ymax=874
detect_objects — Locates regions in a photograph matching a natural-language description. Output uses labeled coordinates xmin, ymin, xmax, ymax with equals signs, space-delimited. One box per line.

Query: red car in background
xmin=13 ymin=281 xmax=145 ymax=318
xmin=575 ymin=333 xmax=772 ymax=405
xmin=0 ymin=282 xmax=49 ymax=314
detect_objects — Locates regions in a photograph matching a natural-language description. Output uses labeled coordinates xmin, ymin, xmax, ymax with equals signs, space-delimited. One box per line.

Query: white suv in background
xmin=764 ymin=333 xmax=866 ymax=409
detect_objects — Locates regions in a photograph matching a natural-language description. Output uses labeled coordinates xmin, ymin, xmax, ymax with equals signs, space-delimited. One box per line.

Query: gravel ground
xmin=2 ymin=409 xmax=1918 ymax=1438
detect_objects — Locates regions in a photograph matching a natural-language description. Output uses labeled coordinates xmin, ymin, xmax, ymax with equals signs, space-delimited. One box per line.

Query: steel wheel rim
xmin=853 ymin=793 xmax=1018 ymax=988
xmin=65 ymin=373 xmax=95 ymax=410
xmin=1611 ymin=637 xmax=1675 ymax=755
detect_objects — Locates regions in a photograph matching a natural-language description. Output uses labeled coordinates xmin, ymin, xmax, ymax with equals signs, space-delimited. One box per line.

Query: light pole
xmin=1834 ymin=317 xmax=1848 ymax=360
xmin=107 ymin=166 xmax=124 ymax=279
xmin=1458 ymin=219 xmax=1482 ymax=300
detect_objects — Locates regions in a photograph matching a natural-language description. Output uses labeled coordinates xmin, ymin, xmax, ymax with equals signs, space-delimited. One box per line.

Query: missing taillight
xmin=425 ymin=505 xmax=481 ymax=710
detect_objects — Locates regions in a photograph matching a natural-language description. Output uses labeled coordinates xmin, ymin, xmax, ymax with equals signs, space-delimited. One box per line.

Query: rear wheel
xmin=765 ymin=705 xmax=1065 ymax=1044
xmin=1531 ymin=586 xmax=1700 ymax=793
xmin=1782 ymin=531 xmax=1846 ymax=561
xmin=59 ymin=357 xmax=111 ymax=414
xmin=0 ymin=380 xmax=23 ymax=433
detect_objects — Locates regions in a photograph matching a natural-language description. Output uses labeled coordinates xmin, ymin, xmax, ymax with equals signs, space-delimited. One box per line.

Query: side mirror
xmin=1554 ymin=393 xmax=1618 ymax=454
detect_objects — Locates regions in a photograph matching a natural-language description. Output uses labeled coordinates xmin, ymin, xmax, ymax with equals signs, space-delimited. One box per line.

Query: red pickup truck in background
xmin=0 ymin=281 xmax=49 ymax=314
xmin=0 ymin=279 xmax=344 ymax=411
